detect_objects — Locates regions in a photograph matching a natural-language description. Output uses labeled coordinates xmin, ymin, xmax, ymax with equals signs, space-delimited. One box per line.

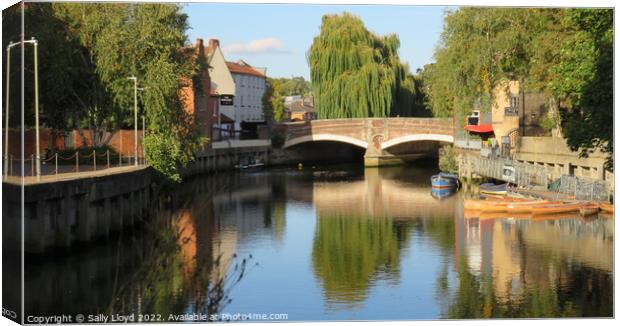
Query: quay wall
xmin=182 ymin=140 xmax=272 ymax=177
xmin=515 ymin=137 xmax=612 ymax=184
xmin=2 ymin=167 xmax=154 ymax=254
xmin=3 ymin=140 xmax=277 ymax=254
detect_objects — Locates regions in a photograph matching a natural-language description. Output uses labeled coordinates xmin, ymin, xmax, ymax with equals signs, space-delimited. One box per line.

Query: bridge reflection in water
xmin=22 ymin=166 xmax=613 ymax=319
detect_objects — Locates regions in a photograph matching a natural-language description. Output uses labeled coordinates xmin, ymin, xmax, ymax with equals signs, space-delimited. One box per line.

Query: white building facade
xmin=206 ymin=40 xmax=267 ymax=133
xmin=226 ymin=60 xmax=267 ymax=130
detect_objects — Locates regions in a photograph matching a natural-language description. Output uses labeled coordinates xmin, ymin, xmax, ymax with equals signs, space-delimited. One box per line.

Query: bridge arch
xmin=283 ymin=134 xmax=369 ymax=149
xmin=380 ymin=134 xmax=454 ymax=150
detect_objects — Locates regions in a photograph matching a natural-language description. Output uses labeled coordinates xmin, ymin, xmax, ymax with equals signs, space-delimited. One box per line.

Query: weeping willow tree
xmin=308 ymin=12 xmax=416 ymax=119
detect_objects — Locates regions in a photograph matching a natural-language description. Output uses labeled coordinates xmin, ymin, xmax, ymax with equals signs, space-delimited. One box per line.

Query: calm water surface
xmin=25 ymin=165 xmax=614 ymax=320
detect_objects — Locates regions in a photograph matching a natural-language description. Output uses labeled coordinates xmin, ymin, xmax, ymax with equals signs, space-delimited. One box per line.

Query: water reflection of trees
xmin=309 ymin=166 xmax=458 ymax=309
xmin=24 ymin=173 xmax=262 ymax=319
xmin=312 ymin=214 xmax=410 ymax=307
xmin=106 ymin=200 xmax=254 ymax=318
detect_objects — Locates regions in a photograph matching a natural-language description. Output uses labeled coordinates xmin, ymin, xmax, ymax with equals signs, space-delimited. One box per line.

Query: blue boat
xmin=431 ymin=187 xmax=456 ymax=199
xmin=479 ymin=182 xmax=508 ymax=195
xmin=431 ymin=172 xmax=459 ymax=190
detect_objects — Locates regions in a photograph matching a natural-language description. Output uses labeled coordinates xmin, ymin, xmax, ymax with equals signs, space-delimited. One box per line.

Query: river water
xmin=25 ymin=165 xmax=613 ymax=321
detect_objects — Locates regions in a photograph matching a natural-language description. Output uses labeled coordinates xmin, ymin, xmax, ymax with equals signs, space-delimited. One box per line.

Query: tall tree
xmin=263 ymin=76 xmax=312 ymax=122
xmin=425 ymin=8 xmax=534 ymax=118
xmin=308 ymin=12 xmax=416 ymax=119
xmin=3 ymin=3 xmax=202 ymax=180
xmin=262 ymin=77 xmax=293 ymax=122
xmin=426 ymin=8 xmax=613 ymax=168
xmin=2 ymin=2 xmax=101 ymax=145
xmin=551 ymin=9 xmax=613 ymax=170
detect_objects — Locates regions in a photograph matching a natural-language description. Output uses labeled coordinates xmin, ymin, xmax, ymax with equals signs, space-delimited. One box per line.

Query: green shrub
xmin=438 ymin=145 xmax=458 ymax=173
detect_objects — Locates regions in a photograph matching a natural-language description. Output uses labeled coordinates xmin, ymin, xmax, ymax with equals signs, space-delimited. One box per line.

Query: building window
xmin=510 ymin=95 xmax=519 ymax=108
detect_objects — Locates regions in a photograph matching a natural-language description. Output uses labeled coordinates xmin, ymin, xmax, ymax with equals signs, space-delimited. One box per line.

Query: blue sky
xmin=184 ymin=3 xmax=451 ymax=79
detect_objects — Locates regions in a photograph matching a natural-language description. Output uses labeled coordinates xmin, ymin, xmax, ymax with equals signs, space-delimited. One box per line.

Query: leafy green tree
xmin=426 ymin=8 xmax=613 ymax=169
xmin=551 ymin=9 xmax=613 ymax=170
xmin=278 ymin=76 xmax=312 ymax=97
xmin=52 ymin=3 xmax=201 ymax=180
xmin=262 ymin=78 xmax=287 ymax=122
xmin=425 ymin=8 xmax=534 ymax=118
xmin=3 ymin=3 xmax=201 ymax=180
xmin=263 ymin=76 xmax=312 ymax=122
xmin=308 ymin=12 xmax=417 ymax=119
xmin=2 ymin=2 xmax=103 ymax=146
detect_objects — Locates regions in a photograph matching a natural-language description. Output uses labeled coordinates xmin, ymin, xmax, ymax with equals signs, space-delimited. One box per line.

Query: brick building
xmin=179 ymin=38 xmax=220 ymax=148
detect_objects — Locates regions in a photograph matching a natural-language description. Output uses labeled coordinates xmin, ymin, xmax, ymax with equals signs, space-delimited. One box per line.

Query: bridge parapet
xmin=282 ymin=118 xmax=453 ymax=145
xmin=279 ymin=117 xmax=454 ymax=166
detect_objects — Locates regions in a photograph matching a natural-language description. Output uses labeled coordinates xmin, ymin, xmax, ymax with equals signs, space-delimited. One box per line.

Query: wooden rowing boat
xmin=484 ymin=196 xmax=530 ymax=202
xmin=599 ymin=202 xmax=614 ymax=213
xmin=579 ymin=203 xmax=600 ymax=216
xmin=505 ymin=201 xmax=562 ymax=213
xmin=464 ymin=199 xmax=548 ymax=211
xmin=530 ymin=202 xmax=582 ymax=215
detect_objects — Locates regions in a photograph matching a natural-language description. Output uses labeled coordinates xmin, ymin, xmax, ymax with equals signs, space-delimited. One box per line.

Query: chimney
xmin=208 ymin=39 xmax=220 ymax=49
xmin=195 ymin=38 xmax=205 ymax=56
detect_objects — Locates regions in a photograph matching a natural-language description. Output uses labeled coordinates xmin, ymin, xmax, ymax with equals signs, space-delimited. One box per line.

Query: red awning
xmin=464 ymin=124 xmax=494 ymax=133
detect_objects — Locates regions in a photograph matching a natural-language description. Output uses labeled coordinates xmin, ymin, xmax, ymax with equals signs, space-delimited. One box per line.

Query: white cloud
xmin=223 ymin=38 xmax=292 ymax=55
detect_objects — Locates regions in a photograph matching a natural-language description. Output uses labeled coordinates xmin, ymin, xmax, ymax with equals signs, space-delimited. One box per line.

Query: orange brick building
xmin=179 ymin=38 xmax=220 ymax=148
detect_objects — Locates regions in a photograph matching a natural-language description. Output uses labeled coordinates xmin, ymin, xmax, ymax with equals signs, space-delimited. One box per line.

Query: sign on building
xmin=220 ymin=95 xmax=234 ymax=106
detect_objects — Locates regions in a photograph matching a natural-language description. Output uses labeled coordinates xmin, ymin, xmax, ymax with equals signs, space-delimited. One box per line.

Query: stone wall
xmin=515 ymin=137 xmax=611 ymax=183
xmin=2 ymin=166 xmax=153 ymax=253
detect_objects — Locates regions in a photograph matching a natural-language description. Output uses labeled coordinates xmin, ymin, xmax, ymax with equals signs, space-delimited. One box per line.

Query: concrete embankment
xmin=2 ymin=166 xmax=154 ymax=253
xmin=3 ymin=140 xmax=276 ymax=253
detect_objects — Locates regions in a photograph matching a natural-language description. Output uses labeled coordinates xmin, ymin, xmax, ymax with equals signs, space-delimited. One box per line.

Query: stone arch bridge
xmin=280 ymin=118 xmax=454 ymax=166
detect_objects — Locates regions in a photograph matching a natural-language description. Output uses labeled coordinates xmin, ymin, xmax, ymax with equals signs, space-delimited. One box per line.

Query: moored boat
xmin=234 ymin=158 xmax=265 ymax=170
xmin=484 ymin=196 xmax=531 ymax=202
xmin=599 ymin=202 xmax=614 ymax=213
xmin=431 ymin=172 xmax=459 ymax=189
xmin=532 ymin=212 xmax=582 ymax=221
xmin=530 ymin=202 xmax=582 ymax=215
xmin=431 ymin=187 xmax=455 ymax=200
xmin=579 ymin=203 xmax=600 ymax=216
xmin=464 ymin=199 xmax=548 ymax=211
xmin=480 ymin=183 xmax=508 ymax=195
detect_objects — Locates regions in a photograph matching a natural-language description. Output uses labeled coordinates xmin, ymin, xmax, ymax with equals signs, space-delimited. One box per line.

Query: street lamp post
xmin=4 ymin=44 xmax=12 ymax=179
xmin=128 ymin=76 xmax=138 ymax=166
xmin=137 ymin=86 xmax=148 ymax=164
xmin=33 ymin=38 xmax=41 ymax=180
xmin=4 ymin=38 xmax=40 ymax=180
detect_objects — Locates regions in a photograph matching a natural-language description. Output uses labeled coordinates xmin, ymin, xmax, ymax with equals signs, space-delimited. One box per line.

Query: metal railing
xmin=459 ymin=155 xmax=549 ymax=188
xmin=550 ymin=175 xmax=609 ymax=202
xmin=3 ymin=149 xmax=147 ymax=179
